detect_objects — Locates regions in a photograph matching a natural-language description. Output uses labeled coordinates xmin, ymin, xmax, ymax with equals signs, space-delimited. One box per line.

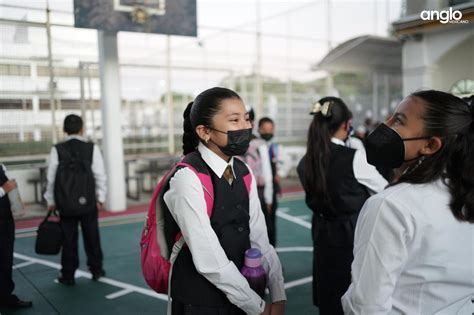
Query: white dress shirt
xmin=331 ymin=138 xmax=387 ymax=194
xmin=342 ymin=179 xmax=474 ymax=314
xmin=163 ymin=142 xmax=286 ymax=314
xmin=44 ymin=135 xmax=107 ymax=206
xmin=0 ymin=164 xmax=8 ymax=198
xmin=257 ymin=141 xmax=274 ymax=205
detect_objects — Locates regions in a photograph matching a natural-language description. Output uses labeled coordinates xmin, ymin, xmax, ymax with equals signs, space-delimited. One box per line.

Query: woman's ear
xmin=195 ymin=125 xmax=210 ymax=143
xmin=420 ymin=136 xmax=443 ymax=156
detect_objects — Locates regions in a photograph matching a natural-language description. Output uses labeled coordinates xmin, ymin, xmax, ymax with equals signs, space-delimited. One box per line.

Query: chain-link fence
xmin=0 ymin=2 xmax=403 ymax=160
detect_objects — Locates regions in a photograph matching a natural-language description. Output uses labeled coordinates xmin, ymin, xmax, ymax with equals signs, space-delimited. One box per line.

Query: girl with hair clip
xmin=296 ymin=97 xmax=388 ymax=315
xmin=342 ymin=90 xmax=474 ymax=314
xmin=162 ymin=87 xmax=286 ymax=315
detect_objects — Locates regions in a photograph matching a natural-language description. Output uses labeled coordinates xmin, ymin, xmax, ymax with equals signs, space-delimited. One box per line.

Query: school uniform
xmin=44 ymin=135 xmax=107 ymax=279
xmin=162 ymin=142 xmax=286 ymax=315
xmin=342 ymin=179 xmax=474 ymax=315
xmin=0 ymin=164 xmax=15 ymax=304
xmin=297 ymin=138 xmax=387 ymax=315
xmin=267 ymin=141 xmax=279 ymax=246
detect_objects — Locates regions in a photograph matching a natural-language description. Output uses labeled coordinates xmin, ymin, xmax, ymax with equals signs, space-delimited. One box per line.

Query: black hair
xmin=303 ymin=97 xmax=351 ymax=206
xmin=258 ymin=117 xmax=274 ymax=129
xmin=248 ymin=108 xmax=255 ymax=122
xmin=63 ymin=114 xmax=83 ymax=135
xmin=182 ymin=87 xmax=241 ymax=155
xmin=398 ymin=90 xmax=474 ymax=223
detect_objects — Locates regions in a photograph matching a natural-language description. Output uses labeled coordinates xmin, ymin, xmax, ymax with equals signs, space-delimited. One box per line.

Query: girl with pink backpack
xmin=141 ymin=87 xmax=286 ymax=315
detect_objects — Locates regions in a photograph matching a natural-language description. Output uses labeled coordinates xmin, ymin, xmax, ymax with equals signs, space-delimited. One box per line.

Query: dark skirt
xmin=312 ymin=214 xmax=357 ymax=315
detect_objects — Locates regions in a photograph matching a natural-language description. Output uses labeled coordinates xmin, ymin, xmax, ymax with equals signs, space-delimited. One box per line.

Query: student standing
xmin=342 ymin=90 xmax=474 ymax=314
xmin=257 ymin=118 xmax=279 ymax=246
xmin=297 ymin=97 xmax=387 ymax=315
xmin=0 ymin=164 xmax=32 ymax=309
xmin=163 ymin=87 xmax=286 ymax=315
xmin=44 ymin=114 xmax=107 ymax=285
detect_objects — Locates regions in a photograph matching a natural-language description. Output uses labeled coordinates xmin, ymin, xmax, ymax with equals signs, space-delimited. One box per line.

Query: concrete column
xmin=98 ymin=31 xmax=126 ymax=212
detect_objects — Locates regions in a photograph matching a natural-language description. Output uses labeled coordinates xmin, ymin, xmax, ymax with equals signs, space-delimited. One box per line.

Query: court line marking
xmin=13 ymin=253 xmax=168 ymax=301
xmin=284 ymin=276 xmax=313 ymax=289
xmin=276 ymin=247 xmax=312 ymax=253
xmin=276 ymin=208 xmax=312 ymax=229
xmin=12 ymin=261 xmax=36 ymax=269
xmin=106 ymin=289 xmax=134 ymax=300
xmin=295 ymin=215 xmax=311 ymax=220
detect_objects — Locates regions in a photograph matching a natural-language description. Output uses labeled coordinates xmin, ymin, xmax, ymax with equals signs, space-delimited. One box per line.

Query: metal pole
xmin=46 ymin=0 xmax=57 ymax=143
xmin=255 ymin=0 xmax=263 ymax=118
xmin=166 ymin=35 xmax=175 ymax=154
xmin=374 ymin=0 xmax=378 ymax=34
xmin=327 ymin=0 xmax=332 ymax=50
xmin=79 ymin=62 xmax=87 ymax=121
xmin=286 ymin=14 xmax=292 ymax=138
xmin=87 ymin=64 xmax=97 ymax=141
xmin=372 ymin=72 xmax=378 ymax=121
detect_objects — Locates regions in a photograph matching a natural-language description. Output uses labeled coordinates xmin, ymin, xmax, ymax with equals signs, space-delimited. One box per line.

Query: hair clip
xmin=310 ymin=101 xmax=332 ymax=117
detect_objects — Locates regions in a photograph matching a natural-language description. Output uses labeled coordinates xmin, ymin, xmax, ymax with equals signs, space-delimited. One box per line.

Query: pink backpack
xmin=140 ymin=152 xmax=252 ymax=294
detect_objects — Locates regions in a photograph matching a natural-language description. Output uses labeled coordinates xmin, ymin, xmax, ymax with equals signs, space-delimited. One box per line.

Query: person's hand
xmin=266 ymin=204 xmax=273 ymax=215
xmin=47 ymin=205 xmax=56 ymax=213
xmin=96 ymin=202 xmax=104 ymax=212
xmin=2 ymin=180 xmax=17 ymax=193
xmin=269 ymin=301 xmax=286 ymax=315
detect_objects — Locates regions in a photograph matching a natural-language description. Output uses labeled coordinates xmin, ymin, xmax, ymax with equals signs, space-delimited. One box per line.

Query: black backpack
xmin=54 ymin=140 xmax=96 ymax=216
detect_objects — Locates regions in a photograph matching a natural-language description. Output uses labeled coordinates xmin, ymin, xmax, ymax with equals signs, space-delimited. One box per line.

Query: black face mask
xmin=260 ymin=133 xmax=273 ymax=141
xmin=365 ymin=123 xmax=431 ymax=169
xmin=209 ymin=127 xmax=252 ymax=156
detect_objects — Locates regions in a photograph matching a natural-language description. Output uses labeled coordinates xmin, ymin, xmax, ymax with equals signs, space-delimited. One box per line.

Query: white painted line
xmin=106 ymin=289 xmax=133 ymax=299
xmin=12 ymin=261 xmax=35 ymax=269
xmin=284 ymin=276 xmax=313 ymax=289
xmin=13 ymin=253 xmax=168 ymax=301
xmin=276 ymin=211 xmax=312 ymax=229
xmin=276 ymin=247 xmax=313 ymax=253
xmin=295 ymin=215 xmax=311 ymax=220
xmin=277 ymin=207 xmax=290 ymax=213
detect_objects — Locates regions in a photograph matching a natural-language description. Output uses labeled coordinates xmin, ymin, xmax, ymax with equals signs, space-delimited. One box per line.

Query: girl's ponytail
xmin=182 ymin=101 xmax=199 ymax=155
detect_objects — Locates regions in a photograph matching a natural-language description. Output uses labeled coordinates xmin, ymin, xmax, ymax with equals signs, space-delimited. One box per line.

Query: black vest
xmin=297 ymin=143 xmax=370 ymax=219
xmin=0 ymin=164 xmax=12 ymax=219
xmin=55 ymin=139 xmax=94 ymax=163
xmin=162 ymin=152 xmax=251 ymax=306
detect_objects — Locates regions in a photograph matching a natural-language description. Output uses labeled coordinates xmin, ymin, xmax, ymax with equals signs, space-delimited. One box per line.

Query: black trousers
xmin=0 ymin=218 xmax=15 ymax=303
xmin=60 ymin=209 xmax=103 ymax=278
xmin=172 ymin=299 xmax=245 ymax=315
xmin=312 ymin=216 xmax=356 ymax=315
xmin=257 ymin=186 xmax=276 ymax=246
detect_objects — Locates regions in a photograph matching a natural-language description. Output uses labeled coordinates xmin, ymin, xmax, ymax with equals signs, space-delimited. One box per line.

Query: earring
xmin=205 ymin=138 xmax=209 ymax=144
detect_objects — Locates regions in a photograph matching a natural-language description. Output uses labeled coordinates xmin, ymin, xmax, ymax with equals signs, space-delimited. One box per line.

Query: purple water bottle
xmin=241 ymin=248 xmax=266 ymax=298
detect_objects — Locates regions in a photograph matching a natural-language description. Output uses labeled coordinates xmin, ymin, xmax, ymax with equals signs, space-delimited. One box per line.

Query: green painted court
xmin=3 ymin=195 xmax=319 ymax=315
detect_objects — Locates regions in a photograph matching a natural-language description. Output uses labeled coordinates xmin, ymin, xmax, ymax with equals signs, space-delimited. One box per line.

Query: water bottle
xmin=241 ymin=248 xmax=266 ymax=298
xmin=8 ymin=181 xmax=24 ymax=216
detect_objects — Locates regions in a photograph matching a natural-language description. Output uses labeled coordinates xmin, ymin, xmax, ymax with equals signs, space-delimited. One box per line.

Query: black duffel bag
xmin=35 ymin=210 xmax=63 ymax=255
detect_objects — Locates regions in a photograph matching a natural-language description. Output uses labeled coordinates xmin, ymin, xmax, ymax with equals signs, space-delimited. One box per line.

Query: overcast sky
xmin=0 ymin=0 xmax=403 ymax=95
